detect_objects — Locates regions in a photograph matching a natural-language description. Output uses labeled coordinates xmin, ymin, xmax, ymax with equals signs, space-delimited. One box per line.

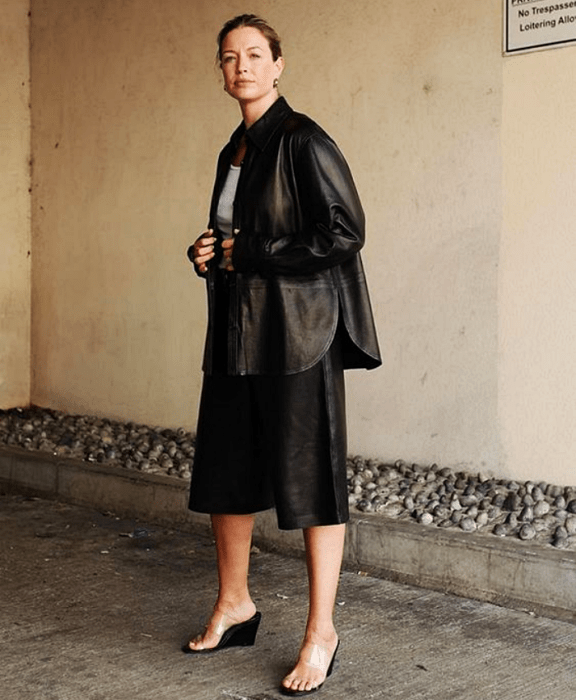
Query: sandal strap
xmin=301 ymin=643 xmax=331 ymax=671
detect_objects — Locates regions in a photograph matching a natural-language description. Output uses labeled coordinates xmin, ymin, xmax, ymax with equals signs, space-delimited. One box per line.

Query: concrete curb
xmin=1 ymin=446 xmax=575 ymax=623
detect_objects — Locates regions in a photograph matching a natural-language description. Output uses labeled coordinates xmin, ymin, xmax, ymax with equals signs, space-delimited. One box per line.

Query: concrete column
xmin=0 ymin=0 xmax=31 ymax=408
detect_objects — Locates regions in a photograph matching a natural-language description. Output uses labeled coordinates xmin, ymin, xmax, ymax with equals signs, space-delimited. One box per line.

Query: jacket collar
xmin=230 ymin=97 xmax=293 ymax=152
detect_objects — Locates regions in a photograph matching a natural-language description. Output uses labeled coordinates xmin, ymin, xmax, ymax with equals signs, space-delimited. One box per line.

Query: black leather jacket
xmin=193 ymin=97 xmax=381 ymax=376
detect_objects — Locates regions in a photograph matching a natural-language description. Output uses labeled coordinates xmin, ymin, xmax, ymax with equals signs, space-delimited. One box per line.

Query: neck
xmin=239 ymin=91 xmax=279 ymax=128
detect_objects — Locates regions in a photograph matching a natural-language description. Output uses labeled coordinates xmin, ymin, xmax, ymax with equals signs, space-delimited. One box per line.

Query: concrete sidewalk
xmin=2 ymin=446 xmax=576 ymax=624
xmin=2 ymin=494 xmax=576 ymax=700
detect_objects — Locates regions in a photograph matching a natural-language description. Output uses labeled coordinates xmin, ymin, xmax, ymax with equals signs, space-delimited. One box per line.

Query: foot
xmin=281 ymin=632 xmax=339 ymax=694
xmin=186 ymin=600 xmax=257 ymax=652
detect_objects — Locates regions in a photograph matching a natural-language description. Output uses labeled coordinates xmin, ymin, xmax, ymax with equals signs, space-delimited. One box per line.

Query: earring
xmin=273 ymin=78 xmax=279 ymax=89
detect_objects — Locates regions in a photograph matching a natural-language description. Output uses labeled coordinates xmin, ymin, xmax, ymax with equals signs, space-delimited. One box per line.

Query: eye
xmin=249 ymin=53 xmax=262 ymax=59
xmin=222 ymin=55 xmax=236 ymax=63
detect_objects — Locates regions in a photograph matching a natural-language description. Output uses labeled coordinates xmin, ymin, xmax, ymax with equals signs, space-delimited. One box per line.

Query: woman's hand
xmin=222 ymin=237 xmax=235 ymax=272
xmin=191 ymin=229 xmax=216 ymax=273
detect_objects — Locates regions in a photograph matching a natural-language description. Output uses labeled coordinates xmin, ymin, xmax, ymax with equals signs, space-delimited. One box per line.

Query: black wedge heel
xmin=182 ymin=611 xmax=262 ymax=654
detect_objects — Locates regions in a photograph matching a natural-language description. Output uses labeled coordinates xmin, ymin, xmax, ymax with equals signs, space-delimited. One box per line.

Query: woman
xmin=184 ymin=14 xmax=381 ymax=696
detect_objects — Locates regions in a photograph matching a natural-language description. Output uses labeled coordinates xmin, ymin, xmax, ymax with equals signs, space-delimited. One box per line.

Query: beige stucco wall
xmin=0 ymin=0 xmax=31 ymax=408
xmin=29 ymin=0 xmax=503 ymax=474
xmin=501 ymin=47 xmax=576 ymax=483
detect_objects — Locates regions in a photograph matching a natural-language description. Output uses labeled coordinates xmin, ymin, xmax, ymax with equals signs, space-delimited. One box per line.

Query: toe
xmin=186 ymin=636 xmax=205 ymax=651
xmin=282 ymin=674 xmax=300 ymax=691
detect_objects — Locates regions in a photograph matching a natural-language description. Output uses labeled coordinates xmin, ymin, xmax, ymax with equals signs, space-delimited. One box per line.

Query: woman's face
xmin=220 ymin=26 xmax=284 ymax=106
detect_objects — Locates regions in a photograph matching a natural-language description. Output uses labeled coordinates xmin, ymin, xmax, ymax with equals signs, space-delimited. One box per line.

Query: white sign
xmin=505 ymin=0 xmax=576 ymax=54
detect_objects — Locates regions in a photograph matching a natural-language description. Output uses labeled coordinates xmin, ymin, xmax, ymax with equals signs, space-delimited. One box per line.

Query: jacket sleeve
xmin=232 ymin=133 xmax=365 ymax=276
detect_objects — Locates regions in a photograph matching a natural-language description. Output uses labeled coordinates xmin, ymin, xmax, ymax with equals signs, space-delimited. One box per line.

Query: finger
xmin=196 ymin=239 xmax=216 ymax=252
xmin=195 ymin=245 xmax=215 ymax=257
xmin=195 ymin=246 xmax=214 ymax=259
xmin=194 ymin=252 xmax=215 ymax=266
xmin=196 ymin=229 xmax=216 ymax=244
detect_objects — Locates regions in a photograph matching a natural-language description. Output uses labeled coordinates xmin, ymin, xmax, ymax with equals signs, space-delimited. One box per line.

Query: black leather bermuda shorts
xmin=187 ymin=337 xmax=349 ymax=531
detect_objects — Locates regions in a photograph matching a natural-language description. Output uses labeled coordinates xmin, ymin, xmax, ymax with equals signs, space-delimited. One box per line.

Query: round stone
xmin=459 ymin=517 xmax=477 ymax=532
xmin=460 ymin=495 xmax=478 ymax=507
xmin=356 ymin=499 xmax=373 ymax=513
xmin=532 ymin=519 xmax=548 ymax=533
xmin=475 ymin=511 xmax=489 ymax=527
xmin=532 ymin=486 xmax=545 ymax=502
xmin=466 ymin=505 xmax=479 ymax=518
xmin=492 ymin=494 xmax=505 ymax=508
xmin=381 ymin=503 xmax=404 ymax=518
xmin=493 ymin=524 xmax=509 ymax=537
xmin=419 ymin=512 xmax=433 ymax=526
xmin=450 ymin=497 xmax=462 ymax=511
xmin=506 ymin=512 xmax=518 ymax=528
xmin=433 ymin=505 xmax=451 ymax=520
xmin=519 ymin=505 xmax=534 ymax=522
xmin=503 ymin=493 xmax=521 ymax=511
xmin=533 ymin=501 xmax=550 ymax=517
xmin=555 ymin=525 xmax=568 ymax=540
xmin=518 ymin=524 xmax=536 ymax=541
xmin=451 ymin=510 xmax=464 ymax=524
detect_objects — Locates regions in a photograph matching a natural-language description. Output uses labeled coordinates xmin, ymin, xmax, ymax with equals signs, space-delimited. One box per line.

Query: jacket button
xmin=233 ymin=228 xmax=240 ymax=235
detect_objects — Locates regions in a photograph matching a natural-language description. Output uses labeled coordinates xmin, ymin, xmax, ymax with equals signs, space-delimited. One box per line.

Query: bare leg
xmin=186 ymin=513 xmax=257 ymax=650
xmin=281 ymin=523 xmax=345 ymax=693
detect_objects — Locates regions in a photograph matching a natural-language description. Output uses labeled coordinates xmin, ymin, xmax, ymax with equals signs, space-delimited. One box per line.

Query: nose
xmin=236 ymin=55 xmax=248 ymax=73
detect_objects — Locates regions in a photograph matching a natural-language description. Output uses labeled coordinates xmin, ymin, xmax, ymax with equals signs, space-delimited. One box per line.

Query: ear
xmin=275 ymin=56 xmax=285 ymax=79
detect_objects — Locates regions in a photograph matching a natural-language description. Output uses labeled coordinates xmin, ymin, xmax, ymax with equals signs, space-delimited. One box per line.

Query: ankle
xmin=214 ymin=596 xmax=256 ymax=619
xmin=303 ymin=622 xmax=338 ymax=647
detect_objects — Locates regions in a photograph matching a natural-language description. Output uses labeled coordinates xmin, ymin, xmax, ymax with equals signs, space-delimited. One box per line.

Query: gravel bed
xmin=2 ymin=406 xmax=576 ymax=549
xmin=0 ymin=406 xmax=194 ymax=480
